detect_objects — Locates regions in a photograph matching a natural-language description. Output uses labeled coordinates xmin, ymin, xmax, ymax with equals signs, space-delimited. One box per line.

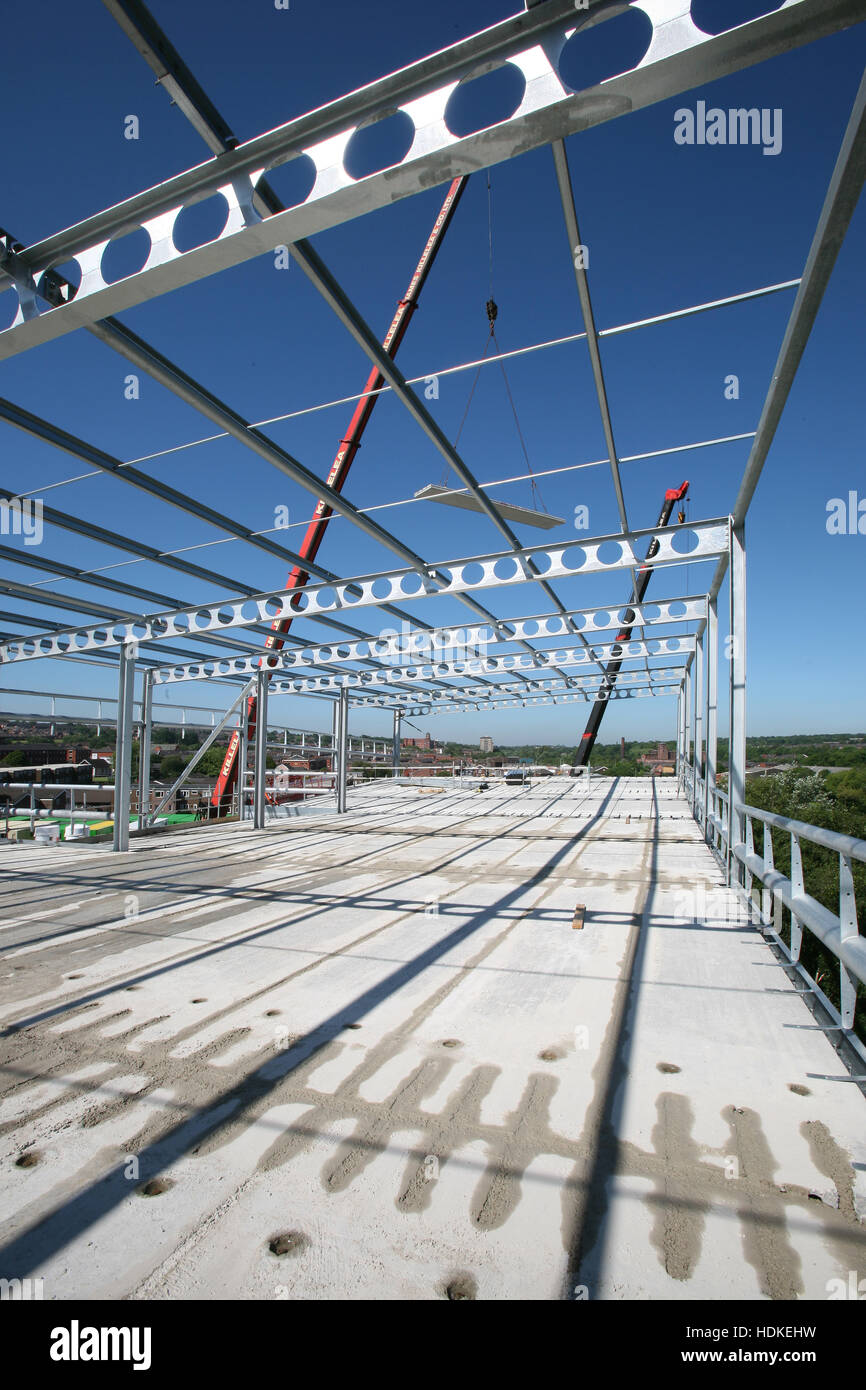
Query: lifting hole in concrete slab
xmin=268 ymin=1230 xmax=309 ymax=1257
xmin=443 ymin=1272 xmax=477 ymax=1300
xmin=139 ymin=1178 xmax=173 ymax=1197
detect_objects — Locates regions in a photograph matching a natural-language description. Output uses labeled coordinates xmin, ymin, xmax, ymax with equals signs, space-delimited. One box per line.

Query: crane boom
xmin=211 ymin=176 xmax=468 ymax=810
xmin=573 ymin=480 xmax=689 ymax=768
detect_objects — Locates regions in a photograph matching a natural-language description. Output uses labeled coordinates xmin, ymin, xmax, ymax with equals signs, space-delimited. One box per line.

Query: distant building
xmin=401 ymin=734 xmax=432 ymax=750
xmin=0 ymin=743 xmax=94 ymax=765
xmin=639 ymin=741 xmax=675 ymax=775
xmin=479 ymin=736 xmax=494 ymax=753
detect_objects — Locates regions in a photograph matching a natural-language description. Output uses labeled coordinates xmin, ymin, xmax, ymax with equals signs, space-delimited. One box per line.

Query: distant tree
xmin=196 ymin=746 xmax=229 ymax=777
xmin=159 ymin=755 xmax=185 ymax=780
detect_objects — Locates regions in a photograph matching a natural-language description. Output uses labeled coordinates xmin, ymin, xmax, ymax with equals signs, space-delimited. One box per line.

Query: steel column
xmin=392 ymin=708 xmax=402 ymax=778
xmin=704 ymin=596 xmax=718 ymax=840
xmin=137 ymin=667 xmax=153 ymax=830
xmin=112 ymin=641 xmax=136 ymax=852
xmin=253 ymin=669 xmax=269 ymax=830
xmin=684 ymin=666 xmax=692 ymax=788
xmin=694 ymin=632 xmax=704 ymax=821
xmin=238 ymin=702 xmax=248 ymax=821
xmin=727 ymin=526 xmax=747 ymax=885
xmin=337 ymin=688 xmax=349 ymax=814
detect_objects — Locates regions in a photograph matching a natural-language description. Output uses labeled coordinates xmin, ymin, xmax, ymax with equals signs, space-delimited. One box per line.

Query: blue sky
xmin=1 ymin=0 xmax=865 ymax=746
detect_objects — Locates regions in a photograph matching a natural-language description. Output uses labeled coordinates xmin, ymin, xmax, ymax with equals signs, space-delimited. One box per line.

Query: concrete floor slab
xmin=0 ymin=777 xmax=863 ymax=1300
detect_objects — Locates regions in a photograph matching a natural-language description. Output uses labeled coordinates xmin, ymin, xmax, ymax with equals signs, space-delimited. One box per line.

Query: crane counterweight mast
xmin=573 ymin=480 xmax=690 ymax=768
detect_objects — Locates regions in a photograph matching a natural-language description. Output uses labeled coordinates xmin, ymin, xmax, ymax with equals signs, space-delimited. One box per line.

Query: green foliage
xmin=158 ymin=755 xmax=186 ymax=780
xmin=196 ymin=746 xmax=229 ymax=777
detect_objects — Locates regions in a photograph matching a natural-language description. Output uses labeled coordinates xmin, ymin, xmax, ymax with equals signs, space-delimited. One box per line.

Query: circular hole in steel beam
xmin=444 ymin=63 xmax=526 ymax=138
xmin=557 ymin=8 xmax=654 ymax=93
xmin=344 ymin=111 xmax=415 ymax=180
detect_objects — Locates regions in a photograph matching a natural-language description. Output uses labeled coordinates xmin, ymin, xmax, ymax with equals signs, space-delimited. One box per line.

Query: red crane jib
xmin=211 ymin=177 xmax=467 ymax=809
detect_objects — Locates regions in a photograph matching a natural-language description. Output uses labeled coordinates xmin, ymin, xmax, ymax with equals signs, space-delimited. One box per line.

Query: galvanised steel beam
xmin=0 ymin=518 xmax=728 ymax=665
xmin=0 ymin=582 xmax=452 ymax=704
xmin=0 ymin=580 xmax=275 ymax=665
xmin=101 ymin=0 xmax=240 ymax=153
xmin=150 ymin=635 xmax=696 ymax=688
xmin=551 ymin=138 xmax=629 ymax=538
xmin=270 ymin=665 xmax=687 ymax=704
xmin=0 ymin=0 xmax=858 ymax=359
xmin=146 ymin=595 xmax=707 ymax=682
xmin=358 ymin=684 xmax=681 ymax=717
xmin=271 ymin=667 xmax=692 ymax=700
xmin=243 ymin=594 xmax=708 ymax=670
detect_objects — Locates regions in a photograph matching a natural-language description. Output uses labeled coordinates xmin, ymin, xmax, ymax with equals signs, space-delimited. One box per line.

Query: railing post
xmin=745 ymin=813 xmax=759 ymax=918
xmin=761 ymin=822 xmax=775 ymax=927
xmin=839 ymin=853 xmax=858 ymax=1030
xmin=727 ymin=523 xmax=747 ymax=886
xmin=790 ymin=832 xmax=803 ymax=961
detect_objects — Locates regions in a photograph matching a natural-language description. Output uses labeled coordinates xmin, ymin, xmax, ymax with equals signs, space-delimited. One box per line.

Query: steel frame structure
xmin=0 ymin=0 xmax=865 ymax=853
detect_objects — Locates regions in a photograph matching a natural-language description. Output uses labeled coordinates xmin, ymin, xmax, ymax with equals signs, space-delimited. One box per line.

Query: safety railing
xmin=682 ymin=754 xmax=865 ymax=1061
xmin=732 ymin=804 xmax=865 ymax=1032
